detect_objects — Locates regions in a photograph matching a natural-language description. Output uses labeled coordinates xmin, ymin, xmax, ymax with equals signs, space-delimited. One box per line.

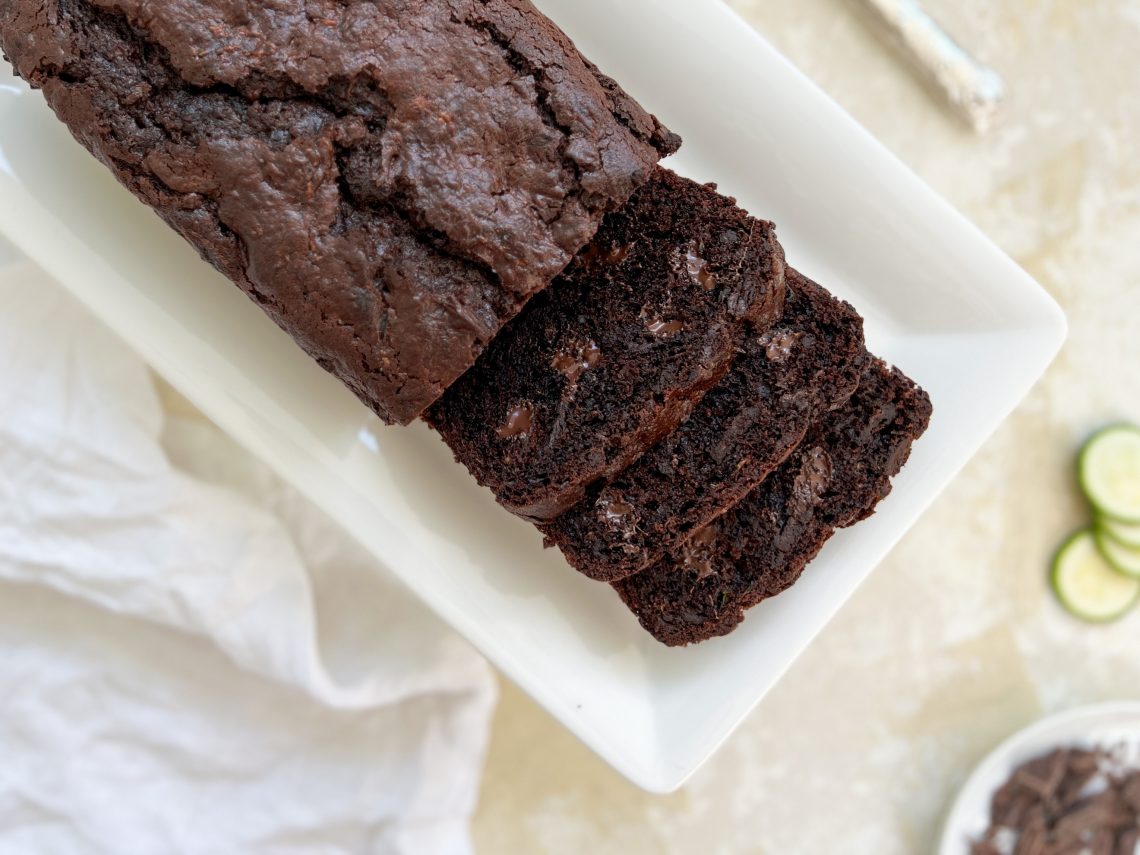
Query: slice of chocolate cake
xmin=615 ymin=359 xmax=932 ymax=646
xmin=426 ymin=168 xmax=787 ymax=521
xmin=540 ymin=270 xmax=867 ymax=582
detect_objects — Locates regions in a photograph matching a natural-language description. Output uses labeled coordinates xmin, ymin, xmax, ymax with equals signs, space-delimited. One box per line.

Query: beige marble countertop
xmin=473 ymin=1 xmax=1140 ymax=852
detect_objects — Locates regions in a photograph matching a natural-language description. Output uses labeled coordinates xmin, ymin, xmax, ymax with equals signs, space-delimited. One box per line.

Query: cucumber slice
xmin=1051 ymin=530 xmax=1140 ymax=623
xmin=1079 ymin=425 xmax=1140 ymax=523
xmin=1095 ymin=527 xmax=1140 ymax=579
xmin=1099 ymin=515 xmax=1140 ymax=549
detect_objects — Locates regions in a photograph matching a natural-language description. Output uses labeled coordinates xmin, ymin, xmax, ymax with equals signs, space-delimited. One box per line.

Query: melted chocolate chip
xmin=761 ymin=330 xmax=800 ymax=363
xmin=673 ymin=242 xmax=718 ymax=291
xmin=598 ymin=495 xmax=637 ymax=536
xmin=682 ymin=523 xmax=720 ymax=579
xmin=688 ymin=524 xmax=718 ymax=548
xmin=497 ymin=404 xmax=534 ymax=439
xmin=603 ymin=498 xmax=634 ymax=520
xmin=551 ymin=341 xmax=602 ymax=384
xmin=646 ymin=319 xmax=685 ymax=337
xmin=605 ymin=245 xmax=631 ymax=265
xmin=579 ymin=241 xmax=630 ymax=269
xmin=790 ymin=446 xmax=832 ymax=504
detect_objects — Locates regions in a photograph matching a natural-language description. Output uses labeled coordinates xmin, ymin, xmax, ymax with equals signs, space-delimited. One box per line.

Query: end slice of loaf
xmin=614 ymin=358 xmax=932 ymax=646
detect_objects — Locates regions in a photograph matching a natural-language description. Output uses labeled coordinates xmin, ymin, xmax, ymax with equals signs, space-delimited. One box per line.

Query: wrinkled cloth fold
xmin=0 ymin=258 xmax=497 ymax=855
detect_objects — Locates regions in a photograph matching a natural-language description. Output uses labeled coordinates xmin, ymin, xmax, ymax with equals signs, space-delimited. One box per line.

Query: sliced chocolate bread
xmin=615 ymin=358 xmax=932 ymax=646
xmin=540 ymin=269 xmax=867 ymax=581
xmin=426 ymin=168 xmax=787 ymax=521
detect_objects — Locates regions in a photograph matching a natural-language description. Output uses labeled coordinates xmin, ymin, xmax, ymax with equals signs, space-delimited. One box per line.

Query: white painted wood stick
xmin=855 ymin=0 xmax=1006 ymax=132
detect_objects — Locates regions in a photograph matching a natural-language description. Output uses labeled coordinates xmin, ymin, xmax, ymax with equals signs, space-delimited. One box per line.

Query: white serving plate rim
xmin=0 ymin=0 xmax=1066 ymax=792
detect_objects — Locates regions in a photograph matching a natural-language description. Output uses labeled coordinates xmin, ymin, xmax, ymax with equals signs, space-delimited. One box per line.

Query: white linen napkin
xmin=0 ymin=258 xmax=497 ymax=855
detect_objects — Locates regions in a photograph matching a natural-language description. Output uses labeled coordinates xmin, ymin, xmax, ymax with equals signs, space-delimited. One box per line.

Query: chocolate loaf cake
xmin=615 ymin=359 xmax=932 ymax=646
xmin=0 ymin=0 xmax=679 ymax=424
xmin=426 ymin=168 xmax=788 ymax=521
xmin=541 ymin=270 xmax=867 ymax=581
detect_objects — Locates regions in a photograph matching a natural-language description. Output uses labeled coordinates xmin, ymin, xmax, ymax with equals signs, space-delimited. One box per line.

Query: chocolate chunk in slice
xmin=0 ymin=0 xmax=679 ymax=424
xmin=540 ymin=269 xmax=867 ymax=581
xmin=427 ymin=168 xmax=787 ymax=521
xmin=615 ymin=358 xmax=932 ymax=646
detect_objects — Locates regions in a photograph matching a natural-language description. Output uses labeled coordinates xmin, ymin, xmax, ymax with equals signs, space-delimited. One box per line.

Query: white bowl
xmin=939 ymin=702 xmax=1140 ymax=854
xmin=0 ymin=0 xmax=1066 ymax=791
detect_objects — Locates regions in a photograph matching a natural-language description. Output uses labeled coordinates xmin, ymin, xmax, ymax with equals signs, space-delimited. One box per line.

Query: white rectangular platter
xmin=0 ymin=0 xmax=1065 ymax=791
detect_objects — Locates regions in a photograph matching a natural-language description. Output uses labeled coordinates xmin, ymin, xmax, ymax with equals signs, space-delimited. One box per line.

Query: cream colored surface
xmin=473 ymin=1 xmax=1140 ymax=852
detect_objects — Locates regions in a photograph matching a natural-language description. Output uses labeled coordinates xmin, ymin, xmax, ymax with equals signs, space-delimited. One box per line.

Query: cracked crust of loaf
xmin=0 ymin=0 xmax=679 ymax=423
